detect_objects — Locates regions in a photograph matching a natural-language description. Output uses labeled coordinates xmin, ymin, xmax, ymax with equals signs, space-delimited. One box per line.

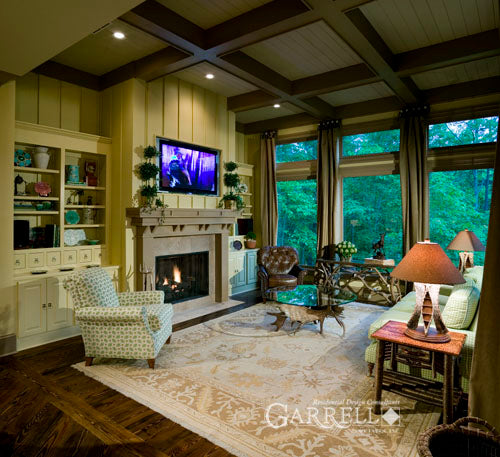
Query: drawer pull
xmin=42 ymin=303 xmax=46 ymax=309
xmin=15 ymin=260 xmax=20 ymax=265
xmin=34 ymin=258 xmax=39 ymax=264
xmin=47 ymin=303 xmax=52 ymax=308
xmin=52 ymin=257 xmax=56 ymax=262
xmin=69 ymin=256 xmax=73 ymax=261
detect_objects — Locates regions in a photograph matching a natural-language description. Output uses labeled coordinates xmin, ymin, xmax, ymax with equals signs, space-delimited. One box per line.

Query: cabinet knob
xmin=47 ymin=303 xmax=52 ymax=308
xmin=42 ymin=303 xmax=46 ymax=309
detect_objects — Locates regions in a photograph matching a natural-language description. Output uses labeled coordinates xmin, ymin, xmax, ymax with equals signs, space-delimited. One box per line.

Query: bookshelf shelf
xmin=14 ymin=166 xmax=60 ymax=174
xmin=14 ymin=211 xmax=59 ymax=216
xmin=65 ymin=185 xmax=105 ymax=191
xmin=64 ymin=224 xmax=105 ymax=228
xmin=14 ymin=195 xmax=59 ymax=201
xmin=65 ymin=205 xmax=105 ymax=209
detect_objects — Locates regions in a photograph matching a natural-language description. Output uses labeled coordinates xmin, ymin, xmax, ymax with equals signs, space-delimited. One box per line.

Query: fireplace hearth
xmin=155 ymin=251 xmax=209 ymax=303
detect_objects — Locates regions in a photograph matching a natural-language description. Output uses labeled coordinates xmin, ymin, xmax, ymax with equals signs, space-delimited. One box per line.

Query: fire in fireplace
xmin=155 ymin=251 xmax=209 ymax=303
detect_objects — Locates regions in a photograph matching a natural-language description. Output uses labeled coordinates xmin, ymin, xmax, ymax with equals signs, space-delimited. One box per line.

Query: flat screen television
xmin=157 ymin=137 xmax=219 ymax=196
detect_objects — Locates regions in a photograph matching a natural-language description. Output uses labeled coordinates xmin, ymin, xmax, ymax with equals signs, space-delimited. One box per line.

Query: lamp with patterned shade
xmin=390 ymin=240 xmax=465 ymax=343
xmin=447 ymin=229 xmax=485 ymax=273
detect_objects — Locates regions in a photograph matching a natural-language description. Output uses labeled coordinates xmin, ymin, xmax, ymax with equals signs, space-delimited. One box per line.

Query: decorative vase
xmin=340 ymin=255 xmax=352 ymax=262
xmin=33 ymin=147 xmax=50 ymax=169
xmin=82 ymin=208 xmax=96 ymax=224
xmin=224 ymin=200 xmax=235 ymax=210
xmin=245 ymin=240 xmax=257 ymax=249
xmin=66 ymin=165 xmax=80 ymax=183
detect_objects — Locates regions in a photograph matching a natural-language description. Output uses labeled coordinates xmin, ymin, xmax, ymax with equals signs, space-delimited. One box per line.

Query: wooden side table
xmin=372 ymin=320 xmax=466 ymax=424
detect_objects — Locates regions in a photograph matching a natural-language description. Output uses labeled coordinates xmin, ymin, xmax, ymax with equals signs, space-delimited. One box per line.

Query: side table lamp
xmin=447 ymin=229 xmax=485 ymax=273
xmin=390 ymin=240 xmax=465 ymax=343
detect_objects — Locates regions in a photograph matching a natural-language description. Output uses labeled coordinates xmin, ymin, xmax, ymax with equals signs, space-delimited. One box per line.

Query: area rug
xmin=74 ymin=303 xmax=440 ymax=457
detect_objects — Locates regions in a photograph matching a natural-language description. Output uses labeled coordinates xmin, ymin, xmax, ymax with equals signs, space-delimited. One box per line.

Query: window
xmin=430 ymin=169 xmax=493 ymax=265
xmin=276 ymin=140 xmax=317 ymax=163
xmin=343 ymin=175 xmax=403 ymax=262
xmin=429 ymin=116 xmax=499 ymax=148
xmin=277 ymin=180 xmax=317 ymax=265
xmin=342 ymin=129 xmax=400 ymax=157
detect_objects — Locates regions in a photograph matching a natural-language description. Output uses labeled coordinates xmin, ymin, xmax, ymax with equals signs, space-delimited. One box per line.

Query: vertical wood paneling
xmin=100 ymin=87 xmax=112 ymax=137
xmin=227 ymin=111 xmax=236 ymax=162
xmin=38 ymin=75 xmax=60 ymax=128
xmin=178 ymin=195 xmax=192 ymax=208
xmin=163 ymin=76 xmax=179 ymax=139
xmin=205 ymin=90 xmax=217 ymax=147
xmin=80 ymin=88 xmax=99 ymax=135
xmin=147 ymin=78 xmax=163 ymax=144
xmin=15 ymin=73 xmax=38 ymax=124
xmin=178 ymin=80 xmax=193 ymax=142
xmin=205 ymin=197 xmax=217 ymax=209
xmin=163 ymin=194 xmax=178 ymax=207
xmin=192 ymin=85 xmax=205 ymax=145
xmin=236 ymin=132 xmax=245 ymax=162
xmin=60 ymin=83 xmax=81 ymax=132
xmin=192 ymin=196 xmax=205 ymax=208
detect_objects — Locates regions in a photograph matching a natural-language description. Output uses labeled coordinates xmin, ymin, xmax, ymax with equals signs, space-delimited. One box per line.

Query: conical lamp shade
xmin=447 ymin=229 xmax=485 ymax=252
xmin=391 ymin=241 xmax=465 ymax=284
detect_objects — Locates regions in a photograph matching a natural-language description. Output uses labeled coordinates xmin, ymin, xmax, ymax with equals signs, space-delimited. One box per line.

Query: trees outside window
xmin=276 ymin=140 xmax=317 ymax=163
xmin=429 ymin=116 xmax=498 ymax=148
xmin=342 ymin=129 xmax=400 ymax=156
xmin=343 ymin=175 xmax=403 ymax=262
xmin=430 ymin=169 xmax=493 ymax=266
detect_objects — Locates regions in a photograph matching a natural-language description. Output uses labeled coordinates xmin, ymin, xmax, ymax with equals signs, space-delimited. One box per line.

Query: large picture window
xmin=277 ymin=180 xmax=317 ymax=265
xmin=342 ymin=129 xmax=400 ymax=157
xmin=430 ymin=168 xmax=493 ymax=265
xmin=276 ymin=140 xmax=317 ymax=163
xmin=429 ymin=116 xmax=498 ymax=148
xmin=343 ymin=175 xmax=403 ymax=262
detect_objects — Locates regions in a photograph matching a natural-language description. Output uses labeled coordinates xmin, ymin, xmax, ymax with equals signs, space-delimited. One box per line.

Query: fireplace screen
xmin=155 ymin=251 xmax=209 ymax=303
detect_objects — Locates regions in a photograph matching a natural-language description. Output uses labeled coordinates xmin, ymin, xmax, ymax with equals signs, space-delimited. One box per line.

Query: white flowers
xmin=336 ymin=240 xmax=357 ymax=257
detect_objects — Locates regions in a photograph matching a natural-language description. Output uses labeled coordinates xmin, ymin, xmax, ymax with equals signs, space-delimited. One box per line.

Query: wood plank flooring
xmin=0 ymin=292 xmax=260 ymax=456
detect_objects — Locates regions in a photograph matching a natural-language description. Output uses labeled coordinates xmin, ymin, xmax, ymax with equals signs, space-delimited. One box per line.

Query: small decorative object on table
xmin=33 ymin=146 xmax=50 ymax=169
xmin=34 ymin=181 xmax=51 ymax=197
xmin=372 ymin=232 xmax=386 ymax=260
xmin=336 ymin=240 xmax=357 ymax=262
xmin=14 ymin=149 xmax=31 ymax=167
xmin=65 ymin=210 xmax=80 ymax=225
xmin=84 ymin=160 xmax=98 ymax=186
xmin=390 ymin=240 xmax=465 ymax=343
xmin=447 ymin=229 xmax=486 ymax=273
xmin=244 ymin=231 xmax=257 ymax=249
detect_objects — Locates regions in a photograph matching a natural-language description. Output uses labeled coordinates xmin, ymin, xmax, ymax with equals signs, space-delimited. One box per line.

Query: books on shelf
xmin=44 ymin=224 xmax=60 ymax=248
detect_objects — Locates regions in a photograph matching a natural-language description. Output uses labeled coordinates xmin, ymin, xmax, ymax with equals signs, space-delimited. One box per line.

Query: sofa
xmin=365 ymin=266 xmax=483 ymax=393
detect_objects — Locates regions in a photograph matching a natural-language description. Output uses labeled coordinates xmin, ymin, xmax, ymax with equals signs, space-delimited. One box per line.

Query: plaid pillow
xmin=442 ymin=278 xmax=480 ymax=329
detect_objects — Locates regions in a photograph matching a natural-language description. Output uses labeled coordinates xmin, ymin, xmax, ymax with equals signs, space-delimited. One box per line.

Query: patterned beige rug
xmin=74 ymin=303 xmax=439 ymax=457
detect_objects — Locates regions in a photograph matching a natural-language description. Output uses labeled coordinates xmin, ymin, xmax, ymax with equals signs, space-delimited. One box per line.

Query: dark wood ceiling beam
xmin=423 ymin=76 xmax=500 ymax=104
xmin=334 ymin=96 xmax=403 ymax=118
xmin=100 ymin=47 xmax=191 ymax=89
xmin=227 ymin=90 xmax=281 ymax=112
xmin=242 ymin=113 xmax=319 ymax=134
xmin=33 ymin=61 xmax=100 ymax=91
xmin=396 ymin=30 xmax=500 ymax=76
xmin=292 ymin=63 xmax=379 ymax=97
xmin=333 ymin=0 xmax=377 ymax=12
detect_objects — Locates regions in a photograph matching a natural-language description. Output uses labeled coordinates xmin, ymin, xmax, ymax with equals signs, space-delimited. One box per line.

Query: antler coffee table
xmin=266 ymin=284 xmax=357 ymax=335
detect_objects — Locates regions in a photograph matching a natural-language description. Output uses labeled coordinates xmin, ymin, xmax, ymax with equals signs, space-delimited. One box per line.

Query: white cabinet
xmin=228 ymin=249 xmax=259 ymax=295
xmin=46 ymin=277 xmax=73 ymax=331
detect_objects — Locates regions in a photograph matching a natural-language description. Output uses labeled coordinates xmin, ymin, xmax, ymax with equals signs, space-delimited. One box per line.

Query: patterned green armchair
xmin=63 ymin=267 xmax=173 ymax=369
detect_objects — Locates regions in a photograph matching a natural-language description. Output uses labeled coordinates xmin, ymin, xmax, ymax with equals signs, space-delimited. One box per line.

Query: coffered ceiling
xmin=9 ymin=0 xmax=500 ymax=131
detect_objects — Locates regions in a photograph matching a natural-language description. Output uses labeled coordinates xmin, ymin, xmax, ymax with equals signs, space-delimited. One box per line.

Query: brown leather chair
xmin=257 ymin=246 xmax=306 ymax=303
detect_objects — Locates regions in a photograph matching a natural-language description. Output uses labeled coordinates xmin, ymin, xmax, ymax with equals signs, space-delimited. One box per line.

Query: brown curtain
xmin=469 ymin=120 xmax=500 ymax=429
xmin=260 ymin=130 xmax=278 ymax=246
xmin=317 ymin=119 xmax=341 ymax=253
xmin=399 ymin=107 xmax=429 ymax=254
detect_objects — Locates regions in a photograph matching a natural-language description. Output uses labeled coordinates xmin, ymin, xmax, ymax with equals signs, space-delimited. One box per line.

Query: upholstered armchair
xmin=257 ymin=246 xmax=306 ymax=302
xmin=63 ymin=267 xmax=173 ymax=369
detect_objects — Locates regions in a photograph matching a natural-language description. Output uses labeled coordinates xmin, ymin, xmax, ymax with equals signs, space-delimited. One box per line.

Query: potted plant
xmin=219 ymin=161 xmax=244 ymax=210
xmin=137 ymin=145 xmax=167 ymax=211
xmin=244 ymin=231 xmax=257 ymax=249
xmin=336 ymin=240 xmax=357 ymax=262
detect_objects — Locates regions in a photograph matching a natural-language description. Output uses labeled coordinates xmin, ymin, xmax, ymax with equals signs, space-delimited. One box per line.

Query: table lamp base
xmin=404 ymin=326 xmax=451 ymax=343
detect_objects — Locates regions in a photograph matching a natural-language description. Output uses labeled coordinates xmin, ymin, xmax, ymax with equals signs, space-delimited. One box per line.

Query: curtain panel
xmin=260 ymin=130 xmax=278 ymax=246
xmin=399 ymin=106 xmax=430 ymax=254
xmin=469 ymin=119 xmax=500 ymax=429
xmin=317 ymin=119 xmax=341 ymax=254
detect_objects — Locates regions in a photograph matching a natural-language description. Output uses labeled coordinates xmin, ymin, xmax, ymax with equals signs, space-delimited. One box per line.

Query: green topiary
xmin=144 ymin=145 xmax=160 ymax=159
xmin=138 ymin=162 xmax=160 ymax=181
xmin=224 ymin=161 xmax=238 ymax=172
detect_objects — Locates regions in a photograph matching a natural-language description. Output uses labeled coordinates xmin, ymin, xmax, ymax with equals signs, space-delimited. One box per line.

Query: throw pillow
xmin=80 ymin=268 xmax=119 ymax=308
xmin=442 ymin=278 xmax=480 ymax=330
xmin=463 ymin=266 xmax=484 ymax=291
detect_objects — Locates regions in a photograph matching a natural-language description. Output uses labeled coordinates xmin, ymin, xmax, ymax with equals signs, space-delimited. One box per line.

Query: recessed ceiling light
xmin=113 ymin=31 xmax=125 ymax=39
xmin=205 ymin=73 xmax=214 ymax=79
xmin=273 ymin=103 xmax=281 ymax=108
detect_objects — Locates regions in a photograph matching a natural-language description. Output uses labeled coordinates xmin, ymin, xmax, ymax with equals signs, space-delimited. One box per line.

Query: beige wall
xmin=15 ymin=72 xmax=100 ymax=135
xmin=0 ymin=80 xmax=16 ymax=338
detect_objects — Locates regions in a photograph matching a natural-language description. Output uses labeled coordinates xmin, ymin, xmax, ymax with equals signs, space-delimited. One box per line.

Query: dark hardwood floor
xmin=0 ymin=291 xmax=260 ymax=457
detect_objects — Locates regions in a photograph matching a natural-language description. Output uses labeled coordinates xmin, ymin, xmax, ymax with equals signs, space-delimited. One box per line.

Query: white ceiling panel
xmin=361 ymin=0 xmax=500 ymax=54
xmin=319 ymin=82 xmax=395 ymax=106
xmin=243 ymin=21 xmax=363 ymax=80
xmin=156 ymin=0 xmax=271 ymax=29
xmin=53 ymin=20 xmax=167 ymax=76
xmin=173 ymin=62 xmax=257 ymax=97
xmin=412 ymin=56 xmax=500 ymax=90
xmin=236 ymin=103 xmax=303 ymax=123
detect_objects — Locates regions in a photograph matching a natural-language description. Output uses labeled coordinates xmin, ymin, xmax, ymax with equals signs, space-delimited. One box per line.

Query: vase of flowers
xmin=336 ymin=240 xmax=357 ymax=262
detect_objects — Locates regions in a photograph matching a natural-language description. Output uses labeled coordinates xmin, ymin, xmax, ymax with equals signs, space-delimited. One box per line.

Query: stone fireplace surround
xmin=126 ymin=208 xmax=240 ymax=312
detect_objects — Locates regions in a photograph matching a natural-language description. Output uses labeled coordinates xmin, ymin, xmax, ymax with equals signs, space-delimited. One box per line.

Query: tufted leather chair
xmin=257 ymin=246 xmax=306 ymax=302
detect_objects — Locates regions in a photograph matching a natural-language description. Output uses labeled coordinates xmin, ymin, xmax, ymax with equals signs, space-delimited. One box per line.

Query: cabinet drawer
xmin=92 ymin=247 xmax=102 ymax=263
xmin=27 ymin=253 xmax=45 ymax=268
xmin=63 ymin=250 xmax=77 ymax=265
xmin=14 ymin=254 xmax=26 ymax=269
xmin=79 ymin=249 xmax=92 ymax=263
xmin=46 ymin=251 xmax=61 ymax=266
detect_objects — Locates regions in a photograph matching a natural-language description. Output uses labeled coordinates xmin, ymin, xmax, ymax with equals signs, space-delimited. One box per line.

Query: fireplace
xmin=155 ymin=251 xmax=209 ymax=303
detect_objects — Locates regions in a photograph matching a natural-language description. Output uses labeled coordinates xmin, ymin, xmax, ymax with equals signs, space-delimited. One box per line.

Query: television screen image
xmin=158 ymin=138 xmax=219 ymax=196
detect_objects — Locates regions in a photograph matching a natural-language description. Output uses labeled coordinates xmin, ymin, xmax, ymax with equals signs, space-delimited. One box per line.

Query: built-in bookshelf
xmin=235 ymin=162 xmax=254 ymax=218
xmin=12 ymin=121 xmax=111 ymax=274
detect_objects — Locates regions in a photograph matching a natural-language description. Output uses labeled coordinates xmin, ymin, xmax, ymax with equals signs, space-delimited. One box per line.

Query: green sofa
xmin=365 ymin=266 xmax=483 ymax=393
